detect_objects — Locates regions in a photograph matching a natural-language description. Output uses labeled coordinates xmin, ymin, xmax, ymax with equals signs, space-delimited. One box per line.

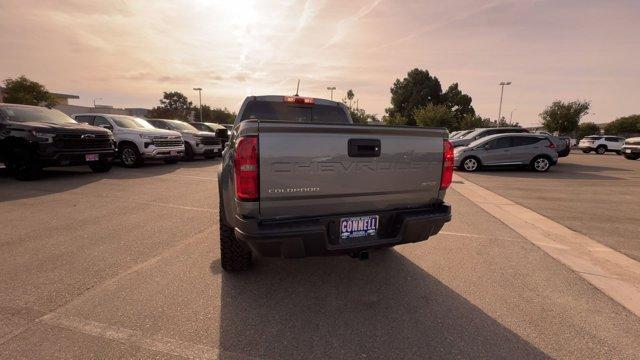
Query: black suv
xmin=0 ymin=103 xmax=116 ymax=180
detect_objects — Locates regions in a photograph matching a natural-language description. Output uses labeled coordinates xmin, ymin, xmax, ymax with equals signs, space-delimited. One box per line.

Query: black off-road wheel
xmin=9 ymin=148 xmax=42 ymax=181
xmin=623 ymin=153 xmax=640 ymax=160
xmin=219 ymin=200 xmax=252 ymax=272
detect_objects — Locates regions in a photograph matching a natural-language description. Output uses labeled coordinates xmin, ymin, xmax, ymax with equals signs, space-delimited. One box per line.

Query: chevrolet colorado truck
xmin=218 ymin=95 xmax=453 ymax=271
xmin=73 ymin=114 xmax=185 ymax=167
xmin=1 ymin=103 xmax=116 ymax=180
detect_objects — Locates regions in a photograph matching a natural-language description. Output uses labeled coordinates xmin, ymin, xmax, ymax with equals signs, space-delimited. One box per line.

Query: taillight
xmin=283 ymin=96 xmax=314 ymax=104
xmin=234 ymin=136 xmax=259 ymax=201
xmin=546 ymin=140 xmax=556 ymax=149
xmin=440 ymin=140 xmax=454 ymax=190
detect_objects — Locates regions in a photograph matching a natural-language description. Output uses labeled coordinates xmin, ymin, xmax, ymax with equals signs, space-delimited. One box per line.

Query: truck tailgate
xmin=258 ymin=121 xmax=445 ymax=220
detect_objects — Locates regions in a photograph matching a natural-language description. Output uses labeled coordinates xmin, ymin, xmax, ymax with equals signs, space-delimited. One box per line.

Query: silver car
xmin=454 ymin=133 xmax=559 ymax=172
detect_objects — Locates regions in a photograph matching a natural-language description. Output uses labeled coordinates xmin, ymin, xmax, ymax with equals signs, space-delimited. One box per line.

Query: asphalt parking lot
xmin=1 ymin=156 xmax=640 ymax=359
xmin=458 ymin=150 xmax=640 ymax=262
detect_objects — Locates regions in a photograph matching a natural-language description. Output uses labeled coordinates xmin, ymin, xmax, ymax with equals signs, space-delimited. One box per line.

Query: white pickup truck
xmin=73 ymin=114 xmax=184 ymax=167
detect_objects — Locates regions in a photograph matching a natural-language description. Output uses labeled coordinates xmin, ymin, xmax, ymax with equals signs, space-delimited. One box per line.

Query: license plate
xmin=340 ymin=215 xmax=378 ymax=239
xmin=170 ymin=150 xmax=177 ymax=156
xmin=625 ymin=149 xmax=632 ymax=153
xmin=85 ymin=154 xmax=99 ymax=161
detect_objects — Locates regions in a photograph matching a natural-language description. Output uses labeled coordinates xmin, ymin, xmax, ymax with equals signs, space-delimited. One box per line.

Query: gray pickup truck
xmin=218 ymin=95 xmax=453 ymax=271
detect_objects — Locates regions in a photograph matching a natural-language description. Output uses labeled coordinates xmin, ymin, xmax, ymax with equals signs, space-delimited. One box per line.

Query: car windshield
xmin=111 ymin=115 xmax=155 ymax=129
xmin=0 ymin=105 xmax=77 ymax=124
xmin=240 ymin=100 xmax=350 ymax=124
xmin=167 ymin=120 xmax=198 ymax=131
xmin=204 ymin=122 xmax=225 ymax=130
xmin=189 ymin=123 xmax=208 ymax=131
xmin=452 ymin=130 xmax=472 ymax=139
xmin=461 ymin=129 xmax=485 ymax=139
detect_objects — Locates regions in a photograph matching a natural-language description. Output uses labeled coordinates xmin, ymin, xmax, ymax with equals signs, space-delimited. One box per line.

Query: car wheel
xmin=119 ymin=144 xmax=142 ymax=168
xmin=219 ymin=197 xmax=252 ymax=272
xmin=582 ymin=149 xmax=591 ymax=154
xmin=183 ymin=143 xmax=195 ymax=161
xmin=461 ymin=157 xmax=480 ymax=172
xmin=531 ymin=156 xmax=551 ymax=172
xmin=10 ymin=148 xmax=42 ymax=181
xmin=89 ymin=160 xmax=112 ymax=173
xmin=595 ymin=146 xmax=607 ymax=155
xmin=623 ymin=153 xmax=640 ymax=160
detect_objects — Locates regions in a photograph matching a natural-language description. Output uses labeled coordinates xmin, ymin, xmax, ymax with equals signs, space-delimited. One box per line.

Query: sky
xmin=1 ymin=0 xmax=638 ymax=126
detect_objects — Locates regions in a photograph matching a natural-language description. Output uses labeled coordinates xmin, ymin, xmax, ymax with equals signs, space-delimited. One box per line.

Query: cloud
xmin=323 ymin=0 xmax=384 ymax=48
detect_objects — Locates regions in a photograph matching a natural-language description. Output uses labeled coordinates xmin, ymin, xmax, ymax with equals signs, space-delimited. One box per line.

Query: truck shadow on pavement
xmin=0 ymin=159 xmax=221 ymax=202
xmin=216 ymin=250 xmax=549 ymax=359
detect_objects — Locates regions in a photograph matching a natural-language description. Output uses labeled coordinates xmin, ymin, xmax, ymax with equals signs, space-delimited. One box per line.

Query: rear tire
xmin=530 ymin=156 xmax=551 ymax=172
xmin=582 ymin=149 xmax=591 ymax=154
xmin=219 ymin=199 xmax=252 ymax=272
xmin=623 ymin=153 xmax=640 ymax=160
xmin=119 ymin=144 xmax=143 ymax=168
xmin=89 ymin=160 xmax=112 ymax=173
xmin=596 ymin=146 xmax=607 ymax=155
xmin=183 ymin=143 xmax=195 ymax=161
xmin=460 ymin=157 xmax=480 ymax=172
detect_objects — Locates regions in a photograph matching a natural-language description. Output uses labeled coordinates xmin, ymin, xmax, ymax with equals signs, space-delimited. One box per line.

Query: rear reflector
xmin=283 ymin=96 xmax=314 ymax=104
xmin=234 ymin=136 xmax=259 ymax=201
xmin=440 ymin=140 xmax=454 ymax=190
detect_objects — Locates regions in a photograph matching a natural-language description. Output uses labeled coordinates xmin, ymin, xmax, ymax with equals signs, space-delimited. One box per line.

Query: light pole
xmin=497 ymin=81 xmax=511 ymax=127
xmin=93 ymin=98 xmax=102 ymax=107
xmin=193 ymin=88 xmax=203 ymax=122
xmin=326 ymin=86 xmax=336 ymax=101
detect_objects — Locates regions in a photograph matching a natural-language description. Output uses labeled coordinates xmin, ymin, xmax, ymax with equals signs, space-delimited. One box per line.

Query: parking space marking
xmin=38 ymin=313 xmax=220 ymax=360
xmin=452 ymin=174 xmax=640 ymax=318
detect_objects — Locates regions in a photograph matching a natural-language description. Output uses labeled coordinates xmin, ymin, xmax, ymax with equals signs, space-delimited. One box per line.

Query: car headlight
xmin=31 ymin=131 xmax=56 ymax=143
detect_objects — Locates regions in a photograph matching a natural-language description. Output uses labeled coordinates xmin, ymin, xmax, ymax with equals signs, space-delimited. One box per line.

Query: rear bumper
xmin=233 ymin=203 xmax=452 ymax=258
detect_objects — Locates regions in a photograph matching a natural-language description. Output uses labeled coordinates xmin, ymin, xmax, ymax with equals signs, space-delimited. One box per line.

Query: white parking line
xmin=39 ymin=313 xmax=220 ymax=359
xmin=452 ymin=174 xmax=640 ymax=318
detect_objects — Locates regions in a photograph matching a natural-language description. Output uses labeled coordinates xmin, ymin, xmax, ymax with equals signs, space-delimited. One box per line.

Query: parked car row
xmin=0 ymin=103 xmax=229 ymax=180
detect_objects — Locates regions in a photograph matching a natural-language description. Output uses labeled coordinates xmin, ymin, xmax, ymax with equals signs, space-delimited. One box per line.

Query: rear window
xmin=240 ymin=100 xmax=349 ymax=124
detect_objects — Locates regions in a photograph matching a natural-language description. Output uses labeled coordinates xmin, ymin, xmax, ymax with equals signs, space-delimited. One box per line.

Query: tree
xmin=387 ymin=68 xmax=443 ymax=126
xmin=349 ymin=108 xmax=378 ymax=125
xmin=577 ymin=122 xmax=601 ymax=140
xmin=496 ymin=116 xmax=520 ymax=128
xmin=413 ymin=104 xmax=456 ymax=128
xmin=604 ymin=115 xmax=640 ymax=135
xmin=199 ymin=105 xmax=236 ymax=124
xmin=148 ymin=91 xmax=193 ymax=120
xmin=539 ymin=100 xmax=590 ymax=135
xmin=2 ymin=75 xmax=55 ymax=106
xmin=159 ymin=91 xmax=192 ymax=110
xmin=346 ymin=89 xmax=355 ymax=108
xmin=383 ymin=113 xmax=408 ymax=126
xmin=460 ymin=114 xmax=492 ymax=130
xmin=443 ymin=83 xmax=475 ymax=125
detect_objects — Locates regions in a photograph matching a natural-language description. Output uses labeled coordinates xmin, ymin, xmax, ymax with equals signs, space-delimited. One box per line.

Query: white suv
xmin=578 ymin=135 xmax=624 ymax=155
xmin=73 ymin=114 xmax=184 ymax=167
